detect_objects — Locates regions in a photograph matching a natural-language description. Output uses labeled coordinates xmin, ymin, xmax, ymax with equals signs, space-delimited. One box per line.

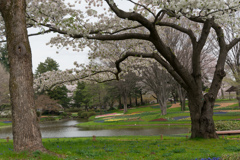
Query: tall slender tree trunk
xmin=180 ymin=98 xmax=186 ymax=111
xmin=140 ymin=90 xmax=143 ymax=105
xmin=123 ymin=93 xmax=128 ymax=114
xmin=135 ymin=97 xmax=137 ymax=106
xmin=157 ymin=95 xmax=167 ymax=115
xmin=236 ymin=87 xmax=240 ymax=109
xmin=221 ymin=88 xmax=225 ymax=99
xmin=0 ymin=0 xmax=45 ymax=152
xmin=129 ymin=95 xmax=132 ymax=107
xmin=118 ymin=96 xmax=122 ymax=109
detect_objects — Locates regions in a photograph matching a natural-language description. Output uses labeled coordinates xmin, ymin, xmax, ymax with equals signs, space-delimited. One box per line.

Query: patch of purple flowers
xmin=3 ymin=121 xmax=11 ymax=123
xmin=173 ymin=116 xmax=189 ymax=120
xmin=194 ymin=158 xmax=220 ymax=160
xmin=213 ymin=112 xmax=227 ymax=115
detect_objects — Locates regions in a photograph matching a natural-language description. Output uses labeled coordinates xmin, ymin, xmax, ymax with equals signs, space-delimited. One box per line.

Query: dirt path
xmin=214 ymin=102 xmax=236 ymax=109
xmin=169 ymin=102 xmax=240 ymax=112
xmin=169 ymin=103 xmax=181 ymax=109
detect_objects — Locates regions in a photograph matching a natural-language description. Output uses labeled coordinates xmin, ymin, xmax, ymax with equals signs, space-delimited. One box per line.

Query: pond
xmin=0 ymin=119 xmax=189 ymax=139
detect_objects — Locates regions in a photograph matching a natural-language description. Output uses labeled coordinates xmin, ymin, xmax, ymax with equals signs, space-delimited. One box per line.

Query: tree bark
xmin=181 ymin=98 xmax=186 ymax=111
xmin=140 ymin=90 xmax=143 ymax=105
xmin=129 ymin=95 xmax=132 ymax=107
xmin=0 ymin=0 xmax=45 ymax=152
xmin=158 ymin=95 xmax=167 ymax=115
xmin=188 ymin=93 xmax=218 ymax=138
xmin=123 ymin=93 xmax=128 ymax=114
xmin=236 ymin=88 xmax=240 ymax=109
xmin=135 ymin=97 xmax=137 ymax=106
xmin=118 ymin=96 xmax=122 ymax=109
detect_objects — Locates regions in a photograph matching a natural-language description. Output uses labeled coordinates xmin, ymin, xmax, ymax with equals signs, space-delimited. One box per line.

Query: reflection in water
xmin=0 ymin=119 xmax=189 ymax=139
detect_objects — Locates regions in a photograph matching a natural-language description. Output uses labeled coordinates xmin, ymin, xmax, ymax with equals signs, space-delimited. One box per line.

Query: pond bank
xmin=0 ymin=119 xmax=189 ymax=139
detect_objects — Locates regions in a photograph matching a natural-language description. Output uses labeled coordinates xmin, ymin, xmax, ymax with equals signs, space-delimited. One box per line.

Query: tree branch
xmin=227 ymin=38 xmax=240 ymax=51
xmin=105 ymin=0 xmax=154 ymax=32
xmin=127 ymin=0 xmax=155 ymax=17
xmin=115 ymin=52 xmax=188 ymax=89
xmin=155 ymin=21 xmax=196 ymax=45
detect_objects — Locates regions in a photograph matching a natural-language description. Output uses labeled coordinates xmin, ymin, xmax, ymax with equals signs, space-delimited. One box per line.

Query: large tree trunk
xmin=188 ymin=93 xmax=218 ymax=138
xmin=0 ymin=0 xmax=45 ymax=152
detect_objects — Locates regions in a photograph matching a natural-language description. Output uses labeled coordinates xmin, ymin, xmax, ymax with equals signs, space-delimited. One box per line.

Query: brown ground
xmin=169 ymin=103 xmax=181 ymax=108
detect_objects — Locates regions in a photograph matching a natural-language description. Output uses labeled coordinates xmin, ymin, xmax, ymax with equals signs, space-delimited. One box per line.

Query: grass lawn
xmin=78 ymin=100 xmax=240 ymax=130
xmin=0 ymin=136 xmax=240 ymax=160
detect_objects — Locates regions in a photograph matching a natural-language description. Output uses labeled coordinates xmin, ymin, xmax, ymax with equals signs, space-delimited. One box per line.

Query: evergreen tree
xmin=35 ymin=57 xmax=59 ymax=75
xmin=73 ymin=82 xmax=85 ymax=108
xmin=0 ymin=44 xmax=9 ymax=72
xmin=36 ymin=57 xmax=70 ymax=108
xmin=47 ymin=85 xmax=70 ymax=109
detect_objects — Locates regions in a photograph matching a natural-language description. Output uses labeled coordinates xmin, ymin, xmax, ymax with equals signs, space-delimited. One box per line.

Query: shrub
xmin=78 ymin=110 xmax=84 ymax=117
xmin=222 ymin=153 xmax=240 ymax=160
xmin=215 ymin=121 xmax=240 ymax=131
xmin=87 ymin=112 xmax=96 ymax=118
xmin=66 ymin=108 xmax=81 ymax=112
xmin=42 ymin=117 xmax=55 ymax=121
xmin=79 ymin=112 xmax=88 ymax=118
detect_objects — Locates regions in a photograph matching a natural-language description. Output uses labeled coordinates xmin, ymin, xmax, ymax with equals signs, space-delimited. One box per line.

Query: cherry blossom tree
xmin=1 ymin=0 xmax=240 ymax=139
xmin=27 ymin=0 xmax=240 ymax=139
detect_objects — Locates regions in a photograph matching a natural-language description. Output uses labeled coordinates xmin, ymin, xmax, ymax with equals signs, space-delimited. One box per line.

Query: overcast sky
xmin=28 ymin=0 xmax=133 ymax=72
xmin=28 ymin=30 xmax=89 ymax=72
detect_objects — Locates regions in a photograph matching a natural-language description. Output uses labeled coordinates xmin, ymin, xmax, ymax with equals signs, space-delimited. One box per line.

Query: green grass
xmin=77 ymin=105 xmax=193 ymax=129
xmin=77 ymin=99 xmax=240 ymax=130
xmin=0 ymin=136 xmax=240 ymax=160
xmin=0 ymin=122 xmax=11 ymax=127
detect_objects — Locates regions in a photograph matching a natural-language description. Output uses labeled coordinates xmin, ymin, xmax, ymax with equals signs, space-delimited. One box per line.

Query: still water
xmin=0 ymin=119 xmax=189 ymax=139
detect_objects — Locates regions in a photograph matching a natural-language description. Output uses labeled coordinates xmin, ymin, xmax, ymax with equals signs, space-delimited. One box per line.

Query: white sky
xmin=28 ymin=31 xmax=90 ymax=72
xmin=28 ymin=0 xmax=133 ymax=72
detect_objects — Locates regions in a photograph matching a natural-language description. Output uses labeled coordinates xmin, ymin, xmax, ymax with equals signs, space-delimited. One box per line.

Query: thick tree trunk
xmin=188 ymin=93 xmax=218 ymax=138
xmin=0 ymin=0 xmax=45 ymax=152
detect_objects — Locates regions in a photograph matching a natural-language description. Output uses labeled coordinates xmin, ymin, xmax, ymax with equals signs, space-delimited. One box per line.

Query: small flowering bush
xmin=215 ymin=121 xmax=240 ymax=131
xmin=194 ymin=158 xmax=220 ymax=160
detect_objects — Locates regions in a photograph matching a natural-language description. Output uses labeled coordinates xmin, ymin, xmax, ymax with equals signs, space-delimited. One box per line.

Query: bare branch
xmin=127 ymin=0 xmax=155 ymax=17
xmin=228 ymin=38 xmax=240 ymax=51
xmin=105 ymin=0 xmax=154 ymax=32
xmin=155 ymin=21 xmax=196 ymax=44
xmin=115 ymin=52 xmax=188 ymax=89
